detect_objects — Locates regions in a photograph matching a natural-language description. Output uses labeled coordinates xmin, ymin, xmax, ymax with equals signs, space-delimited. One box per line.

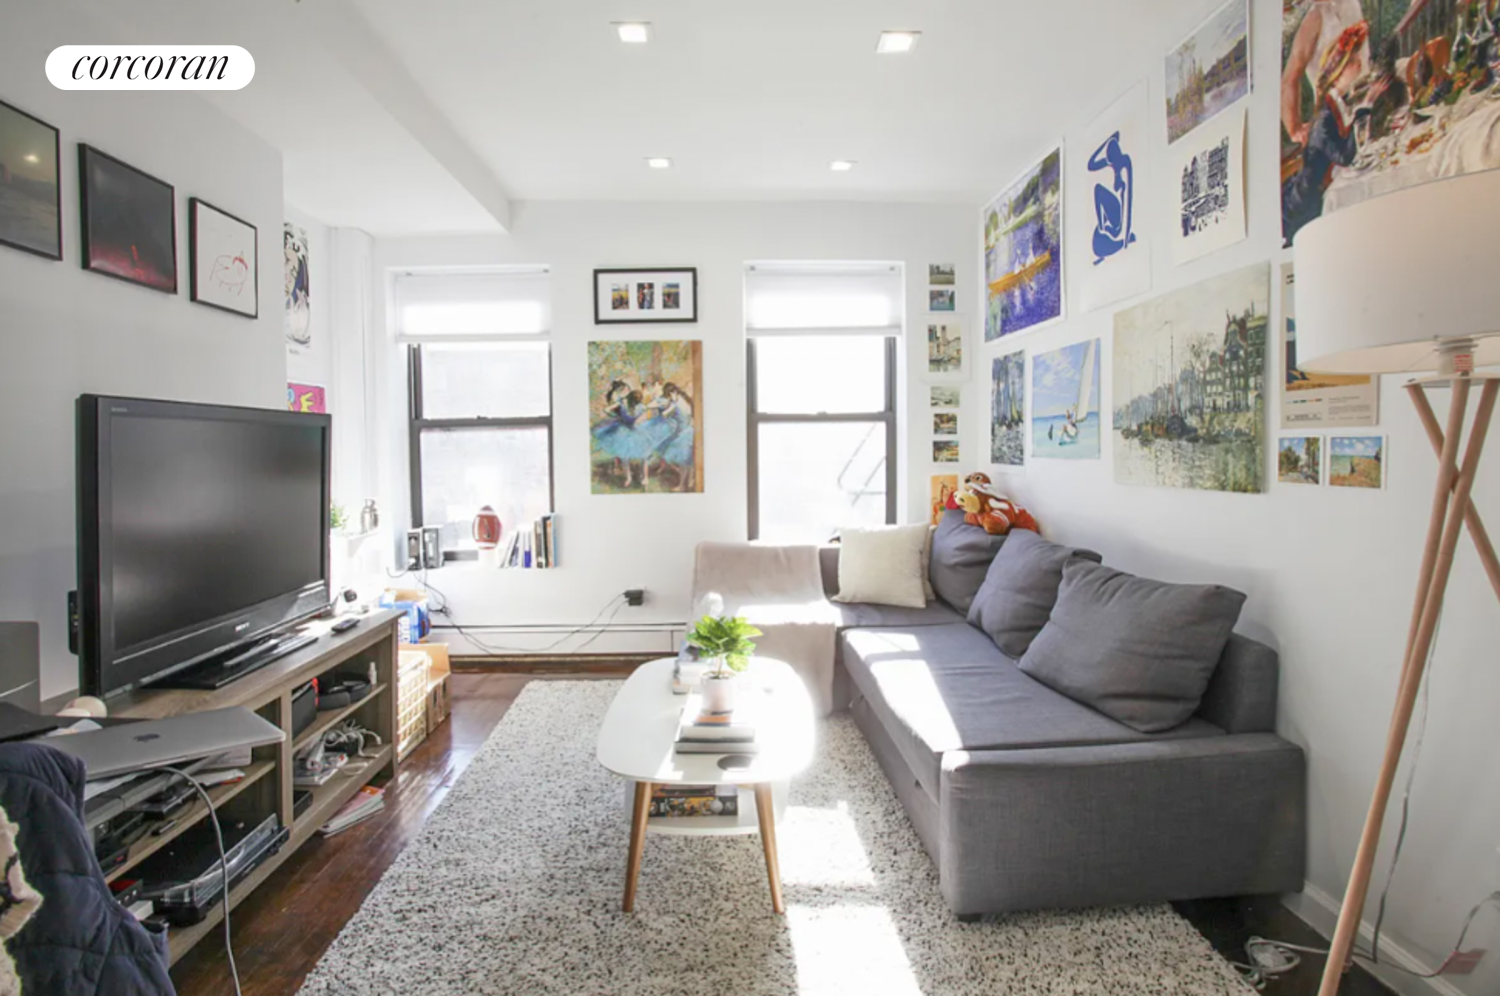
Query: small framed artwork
xmin=79 ymin=144 xmax=177 ymax=293
xmin=594 ymin=267 xmax=697 ymax=324
xmin=929 ymin=288 xmax=956 ymax=311
xmin=927 ymin=321 xmax=964 ymax=377
xmin=934 ymin=440 xmax=960 ymax=463
xmin=1329 ymin=435 xmax=1385 ymax=489
xmin=933 ymin=412 xmax=958 ymax=436
xmin=0 ymin=99 xmax=61 ymax=260
xmin=929 ymin=263 xmax=955 ymax=286
xmin=189 ymin=198 xmax=258 ymax=318
xmin=1277 ymin=436 xmax=1321 ymax=486
xmin=930 ymin=386 xmax=960 ymax=408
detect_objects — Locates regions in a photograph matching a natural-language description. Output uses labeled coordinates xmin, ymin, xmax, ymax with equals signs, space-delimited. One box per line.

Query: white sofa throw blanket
xmin=691 ymin=541 xmax=842 ymax=716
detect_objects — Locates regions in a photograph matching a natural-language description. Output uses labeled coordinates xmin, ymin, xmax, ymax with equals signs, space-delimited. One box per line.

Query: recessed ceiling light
xmin=614 ymin=22 xmax=652 ymax=44
xmin=22 ymin=153 xmax=39 ymax=164
xmin=830 ymin=160 xmax=856 ymax=172
xmin=876 ymin=30 xmax=920 ymax=54
xmin=646 ymin=157 xmax=673 ymax=169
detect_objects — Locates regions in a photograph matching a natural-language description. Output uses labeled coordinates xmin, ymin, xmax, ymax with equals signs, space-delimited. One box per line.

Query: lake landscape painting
xmin=1165 ymin=0 xmax=1250 ymax=144
xmin=1032 ymin=339 xmax=1101 ymax=460
xmin=1113 ymin=263 xmax=1269 ymax=493
xmin=983 ymin=149 xmax=1063 ymax=340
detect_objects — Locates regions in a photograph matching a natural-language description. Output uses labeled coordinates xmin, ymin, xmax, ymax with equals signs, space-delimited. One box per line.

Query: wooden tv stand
xmin=104 ymin=609 xmax=402 ymax=965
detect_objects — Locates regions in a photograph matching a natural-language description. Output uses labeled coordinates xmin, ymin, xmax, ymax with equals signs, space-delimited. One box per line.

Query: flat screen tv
xmin=76 ymin=395 xmax=332 ymax=697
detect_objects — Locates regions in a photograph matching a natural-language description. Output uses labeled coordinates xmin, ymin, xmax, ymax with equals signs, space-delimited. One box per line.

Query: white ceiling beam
xmin=297 ymin=0 xmax=512 ymax=231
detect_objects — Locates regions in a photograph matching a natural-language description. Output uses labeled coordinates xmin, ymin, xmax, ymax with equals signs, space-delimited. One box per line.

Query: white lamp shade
xmin=1295 ymin=169 xmax=1500 ymax=375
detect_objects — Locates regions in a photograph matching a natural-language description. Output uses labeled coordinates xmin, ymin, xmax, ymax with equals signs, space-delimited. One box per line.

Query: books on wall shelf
xmin=648 ymin=784 xmax=740 ymax=817
xmin=497 ymin=514 xmax=557 ymax=570
xmin=319 ymin=785 xmax=385 ymax=836
xmin=673 ymin=692 xmax=759 ymax=755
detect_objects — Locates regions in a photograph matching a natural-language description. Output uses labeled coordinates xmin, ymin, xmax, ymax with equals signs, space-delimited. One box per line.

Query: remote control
xmin=331 ymin=617 xmax=361 ymax=634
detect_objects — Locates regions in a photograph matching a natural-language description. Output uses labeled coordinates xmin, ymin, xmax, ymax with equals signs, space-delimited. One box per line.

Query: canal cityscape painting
xmin=983 ymin=149 xmax=1063 ymax=341
xmin=1112 ymin=263 xmax=1270 ymax=493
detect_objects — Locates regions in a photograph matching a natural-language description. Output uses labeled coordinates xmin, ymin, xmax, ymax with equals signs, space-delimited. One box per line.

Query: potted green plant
xmin=686 ymin=614 xmax=762 ymax=714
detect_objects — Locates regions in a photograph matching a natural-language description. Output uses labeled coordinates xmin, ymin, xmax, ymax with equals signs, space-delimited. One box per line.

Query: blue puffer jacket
xmin=1 ymin=743 xmax=175 ymax=995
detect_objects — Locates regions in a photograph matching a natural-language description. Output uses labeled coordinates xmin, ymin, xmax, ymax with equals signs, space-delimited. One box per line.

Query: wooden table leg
xmin=623 ymin=780 xmax=652 ymax=912
xmin=754 ymin=783 xmax=785 ymax=914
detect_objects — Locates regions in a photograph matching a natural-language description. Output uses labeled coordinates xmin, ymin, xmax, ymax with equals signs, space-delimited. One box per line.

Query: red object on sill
xmin=473 ymin=506 xmax=503 ymax=550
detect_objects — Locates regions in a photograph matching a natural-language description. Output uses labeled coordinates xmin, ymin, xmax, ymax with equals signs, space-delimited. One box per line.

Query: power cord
xmin=1230 ymin=609 xmax=1499 ymax=990
xmin=159 ymin=765 xmax=242 ymax=996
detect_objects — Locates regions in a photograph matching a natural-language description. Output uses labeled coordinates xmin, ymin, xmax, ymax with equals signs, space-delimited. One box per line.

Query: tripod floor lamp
xmin=1297 ymin=168 xmax=1500 ymax=996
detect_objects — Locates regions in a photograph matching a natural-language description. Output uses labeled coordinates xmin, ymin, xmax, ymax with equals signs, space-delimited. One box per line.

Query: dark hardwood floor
xmin=172 ymin=672 xmax=1395 ymax=996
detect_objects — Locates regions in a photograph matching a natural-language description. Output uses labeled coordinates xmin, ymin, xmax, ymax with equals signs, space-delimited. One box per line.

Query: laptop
xmin=46 ymin=706 xmax=285 ymax=780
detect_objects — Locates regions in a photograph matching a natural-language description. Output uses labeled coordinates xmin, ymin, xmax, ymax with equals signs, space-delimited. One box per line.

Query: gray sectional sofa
xmin=693 ymin=510 xmax=1307 ymax=917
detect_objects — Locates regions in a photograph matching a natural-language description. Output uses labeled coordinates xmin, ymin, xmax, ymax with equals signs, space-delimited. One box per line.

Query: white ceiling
xmin=82 ymin=0 xmax=1215 ymax=235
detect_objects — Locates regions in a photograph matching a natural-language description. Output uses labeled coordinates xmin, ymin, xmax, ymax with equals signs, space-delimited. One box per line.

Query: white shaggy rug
xmin=297 ymin=681 xmax=1252 ymax=996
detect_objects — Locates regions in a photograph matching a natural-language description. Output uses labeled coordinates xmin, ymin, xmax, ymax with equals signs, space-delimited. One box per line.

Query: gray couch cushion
xmin=928 ymin=510 xmax=1006 ymax=614
xmin=967 ymin=530 xmax=1102 ymax=658
xmin=1018 ymin=560 xmax=1247 ymax=733
xmin=841 ymin=623 xmax=1224 ymax=803
xmin=833 ymin=599 xmax=965 ymax=629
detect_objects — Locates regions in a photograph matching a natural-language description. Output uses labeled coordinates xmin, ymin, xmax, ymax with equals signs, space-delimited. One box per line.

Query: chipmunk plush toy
xmin=958 ymin=472 xmax=1039 ymax=536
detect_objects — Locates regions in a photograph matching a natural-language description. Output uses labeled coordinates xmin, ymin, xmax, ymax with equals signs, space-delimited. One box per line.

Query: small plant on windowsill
xmin=330 ymin=502 xmax=348 ymax=533
xmin=686 ymin=614 xmax=761 ymax=715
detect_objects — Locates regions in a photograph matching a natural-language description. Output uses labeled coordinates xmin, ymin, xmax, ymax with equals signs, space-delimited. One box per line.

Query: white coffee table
xmin=596 ymin=656 xmax=815 ymax=913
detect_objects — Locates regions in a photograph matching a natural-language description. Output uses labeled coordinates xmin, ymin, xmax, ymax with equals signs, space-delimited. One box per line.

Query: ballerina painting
xmin=588 ymin=340 xmax=704 ymax=494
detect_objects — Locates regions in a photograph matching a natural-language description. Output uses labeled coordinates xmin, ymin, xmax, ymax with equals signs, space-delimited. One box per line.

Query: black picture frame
xmin=593 ymin=266 xmax=698 ymax=325
xmin=0 ymin=99 xmax=62 ymax=261
xmin=78 ymin=143 xmax=177 ymax=294
xmin=189 ymin=197 xmax=259 ymax=319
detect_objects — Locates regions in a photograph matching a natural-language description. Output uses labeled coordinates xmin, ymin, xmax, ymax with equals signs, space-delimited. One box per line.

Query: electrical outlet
xmin=624 ymin=588 xmax=645 ymax=607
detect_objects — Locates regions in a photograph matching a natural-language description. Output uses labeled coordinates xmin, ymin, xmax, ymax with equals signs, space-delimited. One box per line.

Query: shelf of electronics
xmin=98 ymin=610 xmax=404 ymax=965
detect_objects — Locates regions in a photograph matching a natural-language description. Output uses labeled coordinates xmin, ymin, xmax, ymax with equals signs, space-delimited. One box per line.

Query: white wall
xmin=0 ymin=0 xmax=286 ymax=699
xmin=969 ymin=1 xmax=1498 ymax=992
xmin=369 ymin=200 xmax=971 ymax=651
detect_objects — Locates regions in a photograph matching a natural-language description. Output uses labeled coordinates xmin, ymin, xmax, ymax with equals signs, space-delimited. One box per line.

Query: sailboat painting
xmin=1032 ymin=339 xmax=1101 ymax=460
xmin=1112 ymin=262 xmax=1269 ymax=493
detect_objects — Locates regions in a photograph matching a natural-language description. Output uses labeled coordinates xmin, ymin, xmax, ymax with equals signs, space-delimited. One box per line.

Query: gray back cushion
xmin=928 ymin=510 xmax=1006 ymax=614
xmin=967 ymin=530 xmax=1102 ymax=658
xmin=1018 ymin=560 xmax=1247 ymax=733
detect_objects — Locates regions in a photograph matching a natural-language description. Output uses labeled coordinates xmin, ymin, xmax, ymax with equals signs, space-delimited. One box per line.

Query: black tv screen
xmin=77 ymin=396 xmax=331 ymax=697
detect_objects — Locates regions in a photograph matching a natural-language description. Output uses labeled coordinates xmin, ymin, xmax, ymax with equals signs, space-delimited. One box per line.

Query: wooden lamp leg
xmin=1318 ymin=379 xmax=1498 ymax=995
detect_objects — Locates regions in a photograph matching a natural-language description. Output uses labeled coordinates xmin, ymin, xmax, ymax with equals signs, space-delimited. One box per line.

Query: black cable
xmin=160 ymin=765 xmax=241 ymax=996
xmin=1370 ymin=609 xmax=1442 ymax=966
xmin=431 ymin=594 xmax=626 ymax=654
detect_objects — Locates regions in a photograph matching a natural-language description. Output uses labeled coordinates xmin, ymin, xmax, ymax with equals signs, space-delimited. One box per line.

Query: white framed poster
xmin=1167 ymin=105 xmax=1246 ymax=265
xmin=1071 ymin=81 xmax=1151 ymax=313
xmin=190 ymin=198 xmax=257 ymax=318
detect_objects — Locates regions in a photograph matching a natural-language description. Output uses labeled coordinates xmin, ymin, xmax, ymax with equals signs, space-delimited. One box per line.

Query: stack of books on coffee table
xmin=674 ymin=693 xmax=758 ymax=755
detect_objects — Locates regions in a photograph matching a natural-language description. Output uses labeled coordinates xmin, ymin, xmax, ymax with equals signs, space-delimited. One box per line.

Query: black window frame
xmin=407 ymin=342 xmax=556 ymax=562
xmin=746 ymin=335 xmax=898 ymax=540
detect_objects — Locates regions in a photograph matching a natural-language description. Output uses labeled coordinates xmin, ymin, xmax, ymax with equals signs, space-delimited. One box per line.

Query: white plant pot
xmin=701 ymin=672 xmax=738 ymax=715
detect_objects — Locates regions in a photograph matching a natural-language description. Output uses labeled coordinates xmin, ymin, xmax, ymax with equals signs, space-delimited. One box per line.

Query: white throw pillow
xmin=833 ymin=523 xmax=931 ymax=608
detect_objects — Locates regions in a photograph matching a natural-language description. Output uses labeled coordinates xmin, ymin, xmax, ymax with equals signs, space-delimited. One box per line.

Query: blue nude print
xmin=1088 ymin=131 xmax=1136 ymax=265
